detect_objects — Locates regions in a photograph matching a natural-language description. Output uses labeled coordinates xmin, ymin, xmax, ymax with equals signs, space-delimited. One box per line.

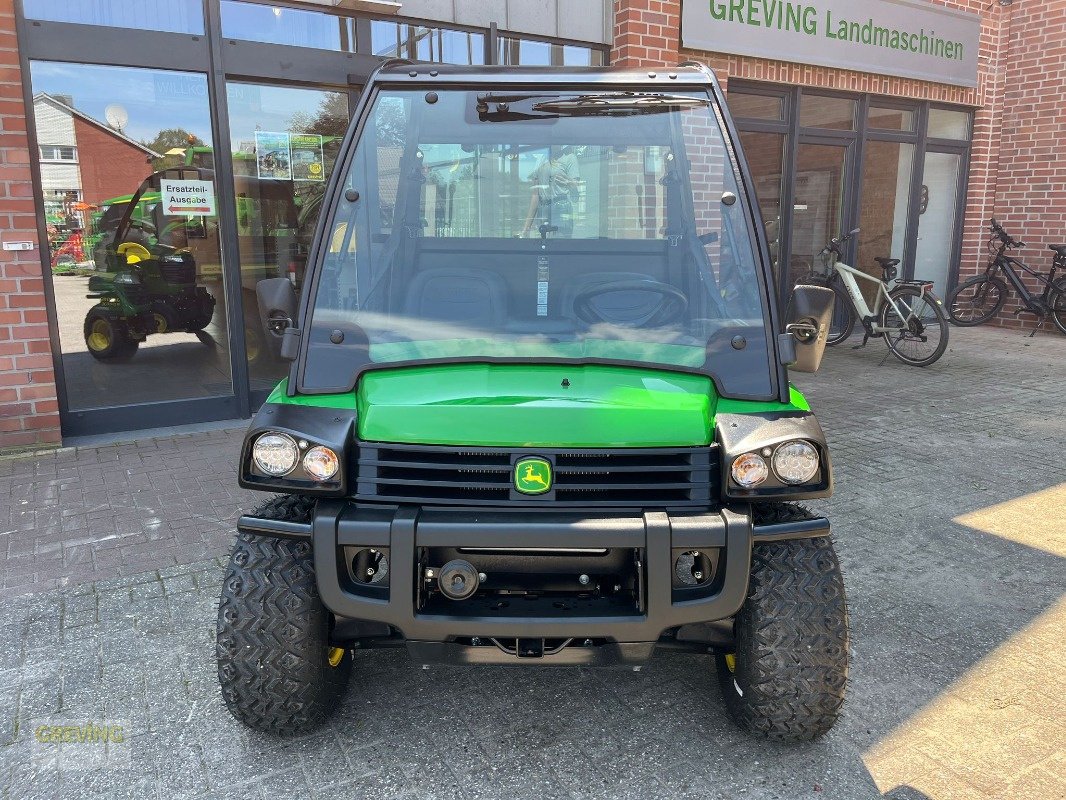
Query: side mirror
xmin=782 ymin=284 xmax=835 ymax=373
xmin=256 ymin=278 xmax=297 ymax=333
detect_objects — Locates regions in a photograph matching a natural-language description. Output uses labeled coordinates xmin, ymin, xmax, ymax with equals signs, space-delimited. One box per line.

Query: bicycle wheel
xmin=880 ymin=286 xmax=949 ymax=367
xmin=947 ymin=276 xmax=1007 ymax=325
xmin=1049 ymin=277 xmax=1066 ymax=336
xmin=824 ymin=282 xmax=855 ymax=346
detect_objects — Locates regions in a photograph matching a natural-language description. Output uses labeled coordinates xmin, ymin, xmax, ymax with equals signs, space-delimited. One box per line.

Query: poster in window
xmin=255 ymin=131 xmax=291 ymax=180
xmin=290 ymin=134 xmax=325 ymax=182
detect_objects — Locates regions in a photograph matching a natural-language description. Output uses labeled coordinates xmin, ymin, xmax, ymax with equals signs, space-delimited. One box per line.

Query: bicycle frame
xmin=830 ymin=260 xmax=910 ymax=333
xmin=988 ymin=251 xmax=1060 ymax=308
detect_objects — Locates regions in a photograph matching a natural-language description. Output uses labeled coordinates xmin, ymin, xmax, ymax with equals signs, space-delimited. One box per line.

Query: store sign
xmin=681 ymin=0 xmax=981 ymax=88
xmin=160 ymin=179 xmax=216 ymax=217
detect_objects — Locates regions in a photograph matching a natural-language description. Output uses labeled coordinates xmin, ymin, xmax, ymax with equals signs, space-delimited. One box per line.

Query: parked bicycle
xmin=947 ymin=218 xmax=1066 ymax=336
xmin=800 ymin=228 xmax=949 ymax=367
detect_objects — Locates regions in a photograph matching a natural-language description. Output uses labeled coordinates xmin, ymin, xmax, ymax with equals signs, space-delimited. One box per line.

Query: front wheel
xmin=880 ymin=286 xmax=949 ymax=366
xmin=716 ymin=505 xmax=849 ymax=741
xmin=824 ymin=281 xmax=855 ymax=346
xmin=947 ymin=275 xmax=1007 ymax=325
xmin=83 ymin=307 xmax=139 ymax=361
xmin=217 ymin=495 xmax=352 ymax=736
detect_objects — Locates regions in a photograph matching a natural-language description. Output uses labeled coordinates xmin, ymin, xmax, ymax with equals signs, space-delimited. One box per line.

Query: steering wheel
xmin=573 ymin=280 xmax=688 ymax=327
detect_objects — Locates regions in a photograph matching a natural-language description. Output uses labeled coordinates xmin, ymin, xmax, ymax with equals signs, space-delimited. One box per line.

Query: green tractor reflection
xmin=84 ymin=167 xmax=216 ymax=361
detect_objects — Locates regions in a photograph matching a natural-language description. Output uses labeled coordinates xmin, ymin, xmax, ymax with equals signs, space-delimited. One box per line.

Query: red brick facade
xmin=612 ymin=0 xmax=1066 ymax=330
xmin=0 ymin=0 xmax=60 ymax=451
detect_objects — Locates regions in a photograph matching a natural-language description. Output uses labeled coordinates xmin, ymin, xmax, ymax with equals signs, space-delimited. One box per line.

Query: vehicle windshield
xmin=302 ymin=87 xmax=774 ymax=398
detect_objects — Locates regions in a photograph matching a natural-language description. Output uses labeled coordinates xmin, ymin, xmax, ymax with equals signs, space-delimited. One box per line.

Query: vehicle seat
xmin=874 ymin=257 xmax=900 ymax=268
xmin=562 ymin=272 xmax=667 ymax=326
xmin=403 ymin=267 xmax=508 ymax=329
xmin=1049 ymin=244 xmax=1066 ymax=256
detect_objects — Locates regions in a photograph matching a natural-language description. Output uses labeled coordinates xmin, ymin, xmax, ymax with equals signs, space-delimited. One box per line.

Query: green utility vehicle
xmin=83 ymin=167 xmax=216 ymax=360
xmin=217 ymin=62 xmax=847 ymax=741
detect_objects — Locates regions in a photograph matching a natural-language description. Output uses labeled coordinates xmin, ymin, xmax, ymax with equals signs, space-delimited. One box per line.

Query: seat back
xmin=403 ymin=267 xmax=508 ymax=330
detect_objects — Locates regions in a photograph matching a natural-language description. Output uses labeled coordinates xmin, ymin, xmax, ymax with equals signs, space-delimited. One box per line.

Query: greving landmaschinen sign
xmin=681 ymin=0 xmax=981 ymax=88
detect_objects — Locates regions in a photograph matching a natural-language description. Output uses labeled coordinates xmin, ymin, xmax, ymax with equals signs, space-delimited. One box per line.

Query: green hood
xmin=266 ymin=365 xmax=808 ymax=448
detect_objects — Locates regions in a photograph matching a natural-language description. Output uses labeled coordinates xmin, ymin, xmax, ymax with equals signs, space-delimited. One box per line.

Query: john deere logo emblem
xmin=515 ymin=457 xmax=552 ymax=494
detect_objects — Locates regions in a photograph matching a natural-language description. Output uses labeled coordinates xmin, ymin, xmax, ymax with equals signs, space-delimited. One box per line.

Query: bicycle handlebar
xmin=989 ymin=218 xmax=1025 ymax=248
xmin=819 ymin=228 xmax=861 ymax=257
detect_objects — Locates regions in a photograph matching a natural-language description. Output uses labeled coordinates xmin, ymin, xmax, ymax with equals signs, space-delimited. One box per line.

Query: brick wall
xmin=986 ymin=0 xmax=1066 ymax=327
xmin=0 ymin=0 xmax=60 ymax=450
xmin=611 ymin=0 xmax=1065 ymax=330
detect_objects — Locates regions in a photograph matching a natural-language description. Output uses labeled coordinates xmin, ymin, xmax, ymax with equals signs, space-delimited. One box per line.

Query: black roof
xmin=368 ymin=61 xmax=719 ymax=89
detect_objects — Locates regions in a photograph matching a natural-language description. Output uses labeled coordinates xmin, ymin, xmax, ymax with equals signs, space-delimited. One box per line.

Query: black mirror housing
xmin=783 ymin=284 xmax=835 ymax=373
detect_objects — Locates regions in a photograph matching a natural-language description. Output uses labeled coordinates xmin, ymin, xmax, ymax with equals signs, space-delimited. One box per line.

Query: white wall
xmin=33 ymin=97 xmax=81 ymax=198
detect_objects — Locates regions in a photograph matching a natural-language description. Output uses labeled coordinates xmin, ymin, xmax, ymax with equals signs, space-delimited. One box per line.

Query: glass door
xmin=225 ymin=82 xmax=350 ymax=393
xmin=914 ymin=149 xmax=964 ymax=298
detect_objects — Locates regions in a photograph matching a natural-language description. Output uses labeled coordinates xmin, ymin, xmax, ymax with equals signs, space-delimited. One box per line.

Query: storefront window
xmin=868 ymin=105 xmax=915 ymax=132
xmin=799 ymin=94 xmax=856 ymax=131
xmin=371 ymin=21 xmax=484 ymax=64
xmin=23 ymin=0 xmax=203 ymax=35
xmin=30 ymin=61 xmax=230 ymax=411
xmin=226 ymin=82 xmax=348 ymax=388
xmin=220 ymin=1 xmax=353 ymax=51
xmin=497 ymin=37 xmax=606 ymax=66
xmin=928 ymin=108 xmax=972 ymax=140
xmin=857 ymin=141 xmax=915 ymax=299
xmin=729 ymin=92 xmax=784 ymax=121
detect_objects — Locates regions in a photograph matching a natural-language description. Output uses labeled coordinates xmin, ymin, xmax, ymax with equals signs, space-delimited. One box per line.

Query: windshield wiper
xmin=532 ymin=92 xmax=709 ymax=115
xmin=476 ymin=92 xmax=709 ymax=121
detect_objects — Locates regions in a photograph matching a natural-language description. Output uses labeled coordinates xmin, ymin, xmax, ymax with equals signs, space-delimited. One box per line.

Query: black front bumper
xmin=237 ymin=502 xmax=829 ymax=665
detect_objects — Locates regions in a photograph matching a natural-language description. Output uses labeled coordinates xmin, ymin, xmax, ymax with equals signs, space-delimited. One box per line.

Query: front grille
xmin=355 ymin=443 xmax=715 ymax=508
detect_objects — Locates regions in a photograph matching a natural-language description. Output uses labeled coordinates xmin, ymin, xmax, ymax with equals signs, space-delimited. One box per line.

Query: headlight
xmin=731 ymin=452 xmax=768 ymax=487
xmin=252 ymin=432 xmax=299 ymax=476
xmin=772 ymin=440 xmax=820 ymax=484
xmin=303 ymin=445 xmax=339 ymax=481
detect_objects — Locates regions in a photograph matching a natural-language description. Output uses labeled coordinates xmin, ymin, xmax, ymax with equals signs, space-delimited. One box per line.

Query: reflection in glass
xmin=29 ymin=62 xmax=231 ymax=411
xmin=799 ymin=94 xmax=856 ymax=130
xmin=927 ymin=108 xmax=971 ymax=140
xmin=729 ymin=92 xmax=783 ymax=121
xmin=914 ymin=151 xmax=962 ymax=297
xmin=791 ymin=143 xmax=847 ymax=289
xmin=372 ymin=21 xmax=484 ymax=64
xmin=23 ymin=0 xmax=204 ymax=34
xmin=867 ymin=105 xmax=915 ymax=131
xmin=497 ymin=37 xmax=606 ymax=66
xmin=857 ymin=141 xmax=914 ymax=301
xmin=738 ymin=131 xmax=786 ymax=278
xmin=220 ymin=1 xmax=351 ymax=50
xmin=226 ymin=83 xmax=348 ymax=389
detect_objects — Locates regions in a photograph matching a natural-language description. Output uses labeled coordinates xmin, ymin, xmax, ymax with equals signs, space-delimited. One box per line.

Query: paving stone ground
xmin=0 ymin=324 xmax=1064 ymax=799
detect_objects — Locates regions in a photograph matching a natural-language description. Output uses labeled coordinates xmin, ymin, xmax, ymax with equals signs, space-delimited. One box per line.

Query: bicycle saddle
xmin=1048 ymin=244 xmax=1066 ymax=255
xmin=874 ymin=257 xmax=900 ymax=267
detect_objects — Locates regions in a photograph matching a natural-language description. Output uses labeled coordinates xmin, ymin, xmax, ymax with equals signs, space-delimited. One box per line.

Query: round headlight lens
xmin=252 ymin=433 xmax=299 ymax=476
xmin=731 ymin=452 xmax=769 ymax=488
xmin=303 ymin=445 xmax=339 ymax=481
xmin=772 ymin=440 xmax=820 ymax=484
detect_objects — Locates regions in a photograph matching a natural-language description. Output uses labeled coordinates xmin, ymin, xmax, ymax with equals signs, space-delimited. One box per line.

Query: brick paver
xmin=0 ymin=325 xmax=1063 ymax=799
